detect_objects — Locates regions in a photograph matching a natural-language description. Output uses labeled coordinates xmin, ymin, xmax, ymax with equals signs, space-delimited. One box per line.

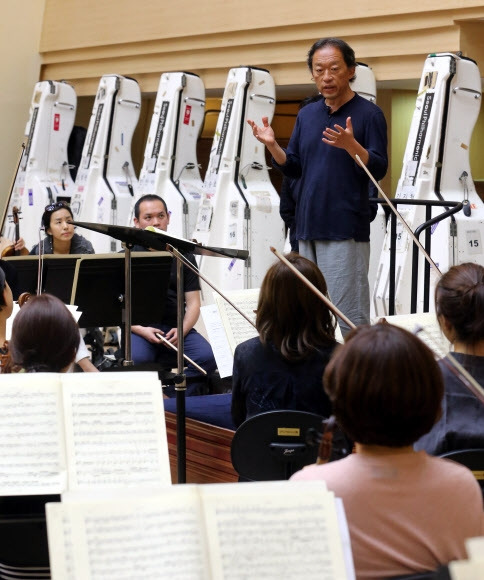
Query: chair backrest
xmin=230 ymin=410 xmax=324 ymax=481
xmin=439 ymin=448 xmax=484 ymax=494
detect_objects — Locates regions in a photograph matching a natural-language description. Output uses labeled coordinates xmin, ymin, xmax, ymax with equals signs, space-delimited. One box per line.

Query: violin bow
xmin=355 ymin=154 xmax=442 ymax=277
xmin=165 ymin=244 xmax=256 ymax=329
xmin=0 ymin=144 xmax=25 ymax=234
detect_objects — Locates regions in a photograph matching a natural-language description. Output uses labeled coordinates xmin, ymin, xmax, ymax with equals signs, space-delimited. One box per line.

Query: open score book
xmin=0 ymin=372 xmax=171 ymax=495
xmin=46 ymin=481 xmax=355 ymax=580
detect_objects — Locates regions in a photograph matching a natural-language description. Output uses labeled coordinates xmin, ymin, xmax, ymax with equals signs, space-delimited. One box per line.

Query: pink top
xmin=291 ymin=450 xmax=484 ymax=579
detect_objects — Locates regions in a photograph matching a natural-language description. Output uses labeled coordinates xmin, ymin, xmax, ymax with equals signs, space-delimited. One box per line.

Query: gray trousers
xmin=299 ymin=239 xmax=370 ymax=336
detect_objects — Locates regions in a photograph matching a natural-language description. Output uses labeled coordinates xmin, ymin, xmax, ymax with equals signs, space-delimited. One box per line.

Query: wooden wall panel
xmin=39 ymin=3 xmax=484 ymax=96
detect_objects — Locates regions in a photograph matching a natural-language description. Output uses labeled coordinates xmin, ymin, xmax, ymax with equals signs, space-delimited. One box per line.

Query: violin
xmin=0 ymin=341 xmax=9 ymax=373
xmin=0 ymin=292 xmax=32 ymax=374
xmin=1 ymin=207 xmax=29 ymax=257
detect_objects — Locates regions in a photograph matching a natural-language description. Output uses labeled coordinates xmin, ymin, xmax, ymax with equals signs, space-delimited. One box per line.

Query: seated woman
xmin=29 ymin=201 xmax=98 ymax=372
xmin=416 ymin=262 xmax=484 ymax=454
xmin=9 ymin=293 xmax=80 ymax=372
xmin=231 ymin=252 xmax=338 ymax=428
xmin=30 ymin=201 xmax=94 ymax=255
xmin=291 ymin=323 xmax=483 ymax=579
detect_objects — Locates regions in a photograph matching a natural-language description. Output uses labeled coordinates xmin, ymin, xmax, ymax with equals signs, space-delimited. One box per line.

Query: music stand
xmin=0 ymin=494 xmax=60 ymax=573
xmin=72 ymin=221 xmax=249 ymax=484
xmin=69 ymin=253 xmax=172 ymax=328
xmin=2 ymin=254 xmax=82 ymax=302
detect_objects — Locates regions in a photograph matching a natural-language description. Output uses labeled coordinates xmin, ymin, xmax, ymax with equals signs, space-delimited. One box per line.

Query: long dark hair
xmin=256 ymin=252 xmax=336 ymax=361
xmin=10 ymin=294 xmax=79 ymax=372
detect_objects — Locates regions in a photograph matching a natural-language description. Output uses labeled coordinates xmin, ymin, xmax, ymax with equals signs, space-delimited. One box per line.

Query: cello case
xmin=71 ymin=74 xmax=140 ymax=252
xmin=2 ymin=81 xmax=76 ymax=249
xmin=372 ymin=53 xmax=483 ymax=316
xmin=195 ymin=66 xmax=285 ymax=297
xmin=131 ymin=72 xmax=205 ymax=239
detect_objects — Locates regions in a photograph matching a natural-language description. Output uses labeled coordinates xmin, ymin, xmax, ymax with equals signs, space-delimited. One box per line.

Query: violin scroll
xmin=1 ymin=207 xmax=28 ymax=257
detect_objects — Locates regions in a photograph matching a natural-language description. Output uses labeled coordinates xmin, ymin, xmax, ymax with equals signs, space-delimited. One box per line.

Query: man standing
xmin=248 ymin=38 xmax=388 ymax=334
xmin=131 ymin=194 xmax=216 ymax=395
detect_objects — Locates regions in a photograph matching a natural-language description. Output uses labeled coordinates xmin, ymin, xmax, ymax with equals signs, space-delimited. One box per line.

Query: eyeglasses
xmin=44 ymin=201 xmax=70 ymax=212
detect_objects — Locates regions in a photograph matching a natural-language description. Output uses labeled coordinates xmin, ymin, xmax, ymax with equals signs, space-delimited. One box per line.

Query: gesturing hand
xmin=322 ymin=116 xmax=354 ymax=150
xmin=247 ymin=116 xmax=275 ymax=146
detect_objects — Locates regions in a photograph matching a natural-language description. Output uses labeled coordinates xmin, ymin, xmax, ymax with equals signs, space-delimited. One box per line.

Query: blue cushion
xmin=164 ymin=393 xmax=235 ymax=431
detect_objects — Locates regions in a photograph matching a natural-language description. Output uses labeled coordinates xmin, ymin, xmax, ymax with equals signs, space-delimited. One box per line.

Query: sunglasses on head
xmin=44 ymin=201 xmax=70 ymax=212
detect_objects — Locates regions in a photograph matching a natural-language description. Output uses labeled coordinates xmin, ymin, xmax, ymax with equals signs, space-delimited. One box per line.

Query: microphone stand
xmin=36 ymin=228 xmax=45 ymax=295
xmin=166 ymin=244 xmax=256 ymax=484
xmin=71 ymin=221 xmax=249 ymax=483
xmin=122 ymin=242 xmax=134 ymax=366
xmin=166 ymin=245 xmax=256 ymax=329
xmin=174 ymin=255 xmax=186 ymax=482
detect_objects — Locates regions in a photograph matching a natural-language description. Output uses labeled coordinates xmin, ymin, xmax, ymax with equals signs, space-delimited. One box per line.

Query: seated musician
xmin=29 ymin=201 xmax=94 ymax=255
xmin=130 ymin=194 xmax=216 ymax=396
xmin=416 ymin=262 xmax=484 ymax=454
xmin=28 ymin=201 xmax=98 ymax=372
xmin=291 ymin=323 xmax=484 ymax=579
xmin=9 ymin=293 xmax=80 ymax=373
xmin=231 ymin=252 xmax=337 ymax=427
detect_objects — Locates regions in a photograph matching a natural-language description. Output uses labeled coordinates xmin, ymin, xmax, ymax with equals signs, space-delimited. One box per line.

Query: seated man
xmin=130 ymin=194 xmax=216 ymax=396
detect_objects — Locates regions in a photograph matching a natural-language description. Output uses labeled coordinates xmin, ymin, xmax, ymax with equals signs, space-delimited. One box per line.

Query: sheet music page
xmin=200 ymin=481 xmax=348 ymax=580
xmin=200 ymin=304 xmax=234 ymax=379
xmin=61 ymin=372 xmax=171 ymax=490
xmin=373 ymin=312 xmax=450 ymax=359
xmin=214 ymin=289 xmax=259 ymax=354
xmin=448 ymin=559 xmax=484 ymax=579
xmin=0 ymin=373 xmax=67 ymax=495
xmin=46 ymin=487 xmax=211 ymax=580
xmin=465 ymin=536 xmax=484 ymax=560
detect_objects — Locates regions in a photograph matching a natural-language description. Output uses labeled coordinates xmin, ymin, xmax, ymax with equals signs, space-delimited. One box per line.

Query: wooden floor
xmin=165 ymin=411 xmax=238 ymax=484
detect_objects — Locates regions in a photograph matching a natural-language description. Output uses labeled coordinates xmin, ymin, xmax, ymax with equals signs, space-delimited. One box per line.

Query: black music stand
xmin=72 ymin=221 xmax=249 ymax=484
xmin=69 ymin=253 xmax=172 ymax=328
xmin=0 ymin=494 xmax=60 ymax=573
xmin=2 ymin=254 xmax=82 ymax=302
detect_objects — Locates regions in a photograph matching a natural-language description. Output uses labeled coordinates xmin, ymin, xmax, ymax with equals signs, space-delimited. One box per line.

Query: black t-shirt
xmin=132 ymin=245 xmax=200 ymax=327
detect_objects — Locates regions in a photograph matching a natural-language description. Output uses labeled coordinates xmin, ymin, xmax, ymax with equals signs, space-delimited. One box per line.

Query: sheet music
xmin=46 ymin=488 xmax=211 ymax=580
xmin=465 ymin=536 xmax=484 ymax=561
xmin=448 ymin=559 xmax=484 ymax=579
xmin=0 ymin=374 xmax=66 ymax=494
xmin=61 ymin=373 xmax=171 ymax=489
xmin=373 ymin=312 xmax=450 ymax=359
xmin=200 ymin=304 xmax=235 ymax=379
xmin=214 ymin=289 xmax=259 ymax=354
xmin=47 ymin=481 xmax=350 ymax=580
xmin=200 ymin=481 xmax=348 ymax=580
xmin=445 ymin=536 xmax=484 ymax=579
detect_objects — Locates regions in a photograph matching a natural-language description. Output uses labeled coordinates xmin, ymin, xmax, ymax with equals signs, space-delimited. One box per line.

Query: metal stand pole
xmin=174 ymin=256 xmax=186 ymax=483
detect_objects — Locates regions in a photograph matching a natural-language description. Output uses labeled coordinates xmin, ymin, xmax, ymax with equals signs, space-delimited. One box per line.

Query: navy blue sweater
xmin=274 ymin=93 xmax=388 ymax=242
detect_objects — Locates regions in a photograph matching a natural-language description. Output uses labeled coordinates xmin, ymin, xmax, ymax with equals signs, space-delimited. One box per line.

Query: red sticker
xmin=54 ymin=113 xmax=60 ymax=131
xmin=183 ymin=105 xmax=192 ymax=125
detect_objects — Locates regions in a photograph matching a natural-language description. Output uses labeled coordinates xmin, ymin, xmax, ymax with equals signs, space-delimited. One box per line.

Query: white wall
xmin=0 ymin=0 xmax=45 ymax=223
